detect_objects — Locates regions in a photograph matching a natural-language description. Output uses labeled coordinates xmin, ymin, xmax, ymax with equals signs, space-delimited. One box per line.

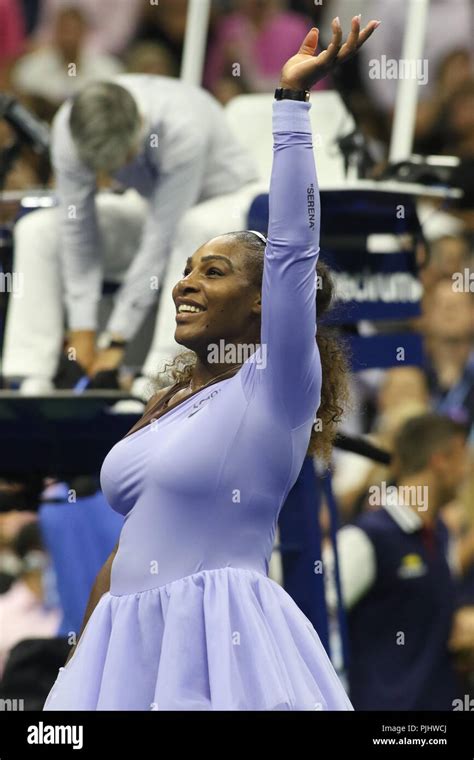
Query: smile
xmin=177 ymin=304 xmax=206 ymax=314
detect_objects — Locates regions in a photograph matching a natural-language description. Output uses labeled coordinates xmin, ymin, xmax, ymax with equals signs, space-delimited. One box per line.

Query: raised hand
xmin=280 ymin=15 xmax=381 ymax=91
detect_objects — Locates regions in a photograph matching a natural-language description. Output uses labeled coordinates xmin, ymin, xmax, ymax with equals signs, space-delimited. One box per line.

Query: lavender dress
xmin=44 ymin=99 xmax=353 ymax=711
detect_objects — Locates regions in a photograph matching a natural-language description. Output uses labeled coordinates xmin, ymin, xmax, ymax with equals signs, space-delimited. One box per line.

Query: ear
xmin=251 ymin=291 xmax=262 ymax=316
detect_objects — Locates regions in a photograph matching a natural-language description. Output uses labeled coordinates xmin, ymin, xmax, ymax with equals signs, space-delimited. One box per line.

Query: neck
xmin=397 ymin=472 xmax=439 ymax=527
xmin=190 ymin=355 xmax=242 ymax=390
xmin=187 ymin=330 xmax=261 ymax=390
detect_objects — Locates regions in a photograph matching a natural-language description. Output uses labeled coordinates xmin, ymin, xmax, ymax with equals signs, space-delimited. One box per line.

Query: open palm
xmin=280 ymin=16 xmax=380 ymax=91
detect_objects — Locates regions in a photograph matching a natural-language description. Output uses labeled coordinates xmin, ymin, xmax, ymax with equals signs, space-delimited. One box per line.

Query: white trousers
xmin=2 ymin=182 xmax=264 ymax=381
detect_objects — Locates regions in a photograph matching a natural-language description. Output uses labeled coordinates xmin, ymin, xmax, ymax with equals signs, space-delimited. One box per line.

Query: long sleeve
xmin=106 ymin=143 xmax=207 ymax=341
xmin=243 ymin=99 xmax=322 ymax=430
xmin=52 ymin=105 xmax=102 ymax=331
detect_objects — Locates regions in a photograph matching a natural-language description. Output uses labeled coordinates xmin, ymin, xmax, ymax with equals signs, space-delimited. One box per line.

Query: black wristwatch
xmin=274 ymin=88 xmax=310 ymax=102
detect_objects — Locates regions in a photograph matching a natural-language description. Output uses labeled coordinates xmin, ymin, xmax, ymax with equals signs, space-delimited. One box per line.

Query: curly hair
xmin=158 ymin=231 xmax=351 ymax=463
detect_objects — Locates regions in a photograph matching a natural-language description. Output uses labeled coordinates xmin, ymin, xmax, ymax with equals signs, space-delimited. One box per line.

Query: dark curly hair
xmin=158 ymin=231 xmax=351 ymax=463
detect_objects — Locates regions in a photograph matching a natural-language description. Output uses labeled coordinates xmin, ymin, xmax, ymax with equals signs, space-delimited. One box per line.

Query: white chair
xmin=225 ymin=90 xmax=356 ymax=189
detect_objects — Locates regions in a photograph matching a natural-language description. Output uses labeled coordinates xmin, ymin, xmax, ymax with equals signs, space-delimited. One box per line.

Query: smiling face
xmin=172 ymin=234 xmax=262 ymax=358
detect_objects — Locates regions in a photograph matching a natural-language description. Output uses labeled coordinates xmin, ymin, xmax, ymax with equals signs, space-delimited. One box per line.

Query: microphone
xmin=334 ymin=433 xmax=391 ymax=465
xmin=0 ymin=93 xmax=50 ymax=154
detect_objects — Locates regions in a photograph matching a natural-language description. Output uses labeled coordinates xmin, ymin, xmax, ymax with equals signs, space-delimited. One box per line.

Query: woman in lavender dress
xmin=44 ymin=16 xmax=380 ymax=710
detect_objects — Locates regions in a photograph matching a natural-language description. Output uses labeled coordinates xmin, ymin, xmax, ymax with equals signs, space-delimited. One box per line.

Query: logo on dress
xmin=187 ymin=388 xmax=221 ymax=417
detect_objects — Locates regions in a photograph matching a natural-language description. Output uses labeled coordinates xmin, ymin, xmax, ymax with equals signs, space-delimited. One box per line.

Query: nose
xmin=173 ymin=270 xmax=200 ymax=302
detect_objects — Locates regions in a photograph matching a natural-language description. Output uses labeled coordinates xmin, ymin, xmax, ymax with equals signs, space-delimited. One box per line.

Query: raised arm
xmin=256 ymin=97 xmax=321 ymax=429
xmin=247 ymin=18 xmax=380 ymax=429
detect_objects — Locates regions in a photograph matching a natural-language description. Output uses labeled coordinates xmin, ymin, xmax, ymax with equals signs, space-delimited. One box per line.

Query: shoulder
xmin=351 ymin=509 xmax=410 ymax=559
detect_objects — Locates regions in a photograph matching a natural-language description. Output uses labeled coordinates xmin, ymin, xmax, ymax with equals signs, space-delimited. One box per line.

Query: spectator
xmin=204 ymin=0 xmax=331 ymax=102
xmin=0 ymin=522 xmax=61 ymax=678
xmin=12 ymin=7 xmax=123 ymax=109
xmin=332 ymin=367 xmax=430 ymax=520
xmin=33 ymin=0 xmax=142 ymax=56
xmin=1 ymin=76 xmax=260 ymax=390
xmin=325 ymin=413 xmax=469 ymax=710
xmin=414 ymin=49 xmax=473 ymax=156
xmin=0 ymin=0 xmax=26 ymax=88
xmin=441 ymin=79 xmax=474 ymax=159
xmin=425 ymin=234 xmax=471 ymax=286
xmin=132 ymin=0 xmax=189 ymax=72
xmin=125 ymin=41 xmax=178 ymax=78
xmin=422 ymin=278 xmax=474 ymax=432
xmin=357 ymin=0 xmax=472 ymax=117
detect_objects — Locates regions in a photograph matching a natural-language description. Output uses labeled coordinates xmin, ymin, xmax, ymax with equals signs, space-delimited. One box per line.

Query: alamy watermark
xmin=452 ymin=268 xmax=473 ymax=292
xmin=0 ymin=698 xmax=24 ymax=711
xmin=0 ymin=271 xmax=23 ymax=298
xmin=27 ymin=721 xmax=83 ymax=749
xmin=207 ymin=340 xmax=267 ymax=368
xmin=452 ymin=695 xmax=474 ymax=710
xmin=369 ymin=481 xmax=428 ymax=511
xmin=368 ymin=56 xmax=429 ymax=86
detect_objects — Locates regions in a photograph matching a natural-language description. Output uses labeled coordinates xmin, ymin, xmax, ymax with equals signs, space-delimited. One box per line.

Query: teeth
xmin=178 ymin=304 xmax=204 ymax=313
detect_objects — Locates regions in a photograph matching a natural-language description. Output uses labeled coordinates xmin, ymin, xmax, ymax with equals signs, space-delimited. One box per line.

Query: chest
xmin=100 ymin=382 xmax=242 ymax=514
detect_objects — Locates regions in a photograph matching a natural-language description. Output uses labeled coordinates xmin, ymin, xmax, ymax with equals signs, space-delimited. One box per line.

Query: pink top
xmin=0 ymin=580 xmax=60 ymax=677
xmin=0 ymin=0 xmax=25 ymax=63
xmin=204 ymin=10 xmax=331 ymax=93
xmin=33 ymin=0 xmax=142 ymax=55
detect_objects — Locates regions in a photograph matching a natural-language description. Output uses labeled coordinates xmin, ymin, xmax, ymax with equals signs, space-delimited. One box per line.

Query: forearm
xmin=268 ymin=99 xmax=320 ymax=252
xmin=66 ymin=543 xmax=118 ymax=663
xmin=257 ymin=99 xmax=321 ymax=427
xmin=105 ymin=230 xmax=167 ymax=342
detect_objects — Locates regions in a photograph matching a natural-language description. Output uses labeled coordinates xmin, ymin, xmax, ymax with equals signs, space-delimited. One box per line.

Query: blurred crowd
xmin=0 ymin=0 xmax=472 ymax=711
xmin=0 ymin=0 xmax=471 ymax=187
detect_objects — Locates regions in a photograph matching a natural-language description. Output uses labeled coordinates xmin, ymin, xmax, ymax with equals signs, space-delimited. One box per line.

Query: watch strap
xmin=274 ymin=88 xmax=310 ymax=102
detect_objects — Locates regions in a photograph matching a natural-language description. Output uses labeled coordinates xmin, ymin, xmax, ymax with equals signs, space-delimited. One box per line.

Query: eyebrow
xmin=185 ymin=254 xmax=234 ymax=271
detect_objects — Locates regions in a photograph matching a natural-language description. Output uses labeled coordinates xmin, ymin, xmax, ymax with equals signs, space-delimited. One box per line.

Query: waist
xmin=110 ymin=552 xmax=268 ymax=597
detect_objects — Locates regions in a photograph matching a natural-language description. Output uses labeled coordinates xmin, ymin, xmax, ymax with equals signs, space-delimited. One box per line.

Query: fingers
xmin=335 ymin=16 xmax=381 ymax=64
xmin=316 ymin=16 xmax=343 ymax=69
xmin=340 ymin=15 xmax=361 ymax=57
xmin=356 ymin=18 xmax=381 ymax=48
xmin=298 ymin=27 xmax=319 ymax=56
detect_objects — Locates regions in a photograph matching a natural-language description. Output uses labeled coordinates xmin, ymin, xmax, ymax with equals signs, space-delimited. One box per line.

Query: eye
xmin=181 ymin=266 xmax=224 ymax=277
